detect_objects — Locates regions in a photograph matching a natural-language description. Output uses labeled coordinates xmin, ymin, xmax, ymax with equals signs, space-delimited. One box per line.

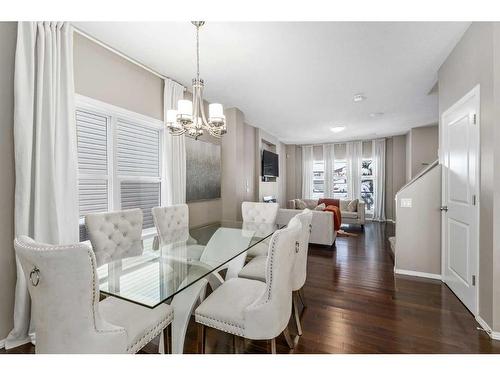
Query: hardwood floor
xmin=3 ymin=222 xmax=499 ymax=354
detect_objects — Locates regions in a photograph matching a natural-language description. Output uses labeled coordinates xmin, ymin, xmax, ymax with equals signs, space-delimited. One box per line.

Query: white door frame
xmin=440 ymin=84 xmax=481 ymax=316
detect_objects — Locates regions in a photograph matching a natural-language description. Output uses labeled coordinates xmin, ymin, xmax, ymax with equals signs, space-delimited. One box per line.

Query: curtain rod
xmin=298 ymin=137 xmax=386 ymax=147
xmin=72 ymin=25 xmax=187 ymax=91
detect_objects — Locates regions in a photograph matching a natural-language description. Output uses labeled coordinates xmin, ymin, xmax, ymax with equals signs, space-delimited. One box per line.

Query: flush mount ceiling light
xmin=330 ymin=126 xmax=346 ymax=133
xmin=370 ymin=112 xmax=384 ymax=117
xmin=353 ymin=93 xmax=366 ymax=102
xmin=166 ymin=21 xmax=226 ymax=140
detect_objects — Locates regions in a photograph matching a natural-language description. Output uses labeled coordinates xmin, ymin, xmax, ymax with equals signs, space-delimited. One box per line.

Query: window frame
xmin=360 ymin=158 xmax=375 ymax=213
xmin=312 ymin=160 xmax=325 ymax=199
xmin=75 ymin=94 xmax=166 ymax=239
xmin=333 ymin=159 xmax=348 ymax=200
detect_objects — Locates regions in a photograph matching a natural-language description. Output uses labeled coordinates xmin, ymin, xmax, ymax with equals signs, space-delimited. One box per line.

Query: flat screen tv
xmin=262 ymin=150 xmax=279 ymax=177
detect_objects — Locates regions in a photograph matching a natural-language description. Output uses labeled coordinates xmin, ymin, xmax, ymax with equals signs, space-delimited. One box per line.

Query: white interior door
xmin=441 ymin=85 xmax=480 ymax=315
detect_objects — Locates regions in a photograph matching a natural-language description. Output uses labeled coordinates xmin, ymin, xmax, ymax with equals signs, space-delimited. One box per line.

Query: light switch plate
xmin=401 ymin=198 xmax=412 ymax=208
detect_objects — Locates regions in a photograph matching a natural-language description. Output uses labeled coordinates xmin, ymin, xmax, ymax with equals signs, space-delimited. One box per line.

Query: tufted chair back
xmin=152 ymin=204 xmax=190 ymax=245
xmin=241 ymin=202 xmax=279 ymax=224
xmin=85 ymin=208 xmax=143 ymax=267
xmin=14 ymin=236 xmax=127 ymax=353
xmin=292 ymin=209 xmax=313 ymax=291
xmin=244 ymin=216 xmax=302 ymax=339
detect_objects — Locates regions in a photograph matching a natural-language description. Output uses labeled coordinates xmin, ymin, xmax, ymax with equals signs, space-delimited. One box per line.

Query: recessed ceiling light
xmin=353 ymin=93 xmax=366 ymax=102
xmin=330 ymin=126 xmax=346 ymax=133
xmin=370 ymin=112 xmax=384 ymax=117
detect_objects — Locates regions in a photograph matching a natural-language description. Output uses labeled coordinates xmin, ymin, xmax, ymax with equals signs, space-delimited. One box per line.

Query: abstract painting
xmin=185 ymin=136 xmax=221 ymax=202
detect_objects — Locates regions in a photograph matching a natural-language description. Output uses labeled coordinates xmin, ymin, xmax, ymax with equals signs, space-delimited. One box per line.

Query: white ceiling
xmin=73 ymin=22 xmax=470 ymax=144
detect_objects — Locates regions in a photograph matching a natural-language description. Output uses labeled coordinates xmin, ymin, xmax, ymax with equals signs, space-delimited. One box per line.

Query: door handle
xmin=440 ymin=206 xmax=448 ymax=212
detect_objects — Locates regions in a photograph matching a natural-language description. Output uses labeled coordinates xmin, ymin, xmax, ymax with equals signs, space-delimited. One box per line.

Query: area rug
xmin=337 ymin=229 xmax=359 ymax=237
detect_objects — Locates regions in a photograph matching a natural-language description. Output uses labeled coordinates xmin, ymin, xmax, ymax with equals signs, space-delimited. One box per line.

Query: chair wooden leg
xmin=283 ymin=327 xmax=294 ymax=349
xmin=269 ymin=338 xmax=276 ymax=354
xmin=293 ymin=292 xmax=303 ymax=336
xmin=298 ymin=288 xmax=306 ymax=308
xmin=163 ymin=325 xmax=171 ymax=354
xmin=198 ymin=324 xmax=206 ymax=354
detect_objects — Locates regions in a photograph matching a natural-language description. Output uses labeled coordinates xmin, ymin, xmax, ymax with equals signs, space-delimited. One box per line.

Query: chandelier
xmin=166 ymin=21 xmax=226 ymax=140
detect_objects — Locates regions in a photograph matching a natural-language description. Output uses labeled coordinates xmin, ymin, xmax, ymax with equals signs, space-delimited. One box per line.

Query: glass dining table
xmin=97 ymin=220 xmax=280 ymax=353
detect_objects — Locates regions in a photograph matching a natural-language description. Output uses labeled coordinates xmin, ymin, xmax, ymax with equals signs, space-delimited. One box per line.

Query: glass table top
xmin=97 ymin=221 xmax=279 ymax=308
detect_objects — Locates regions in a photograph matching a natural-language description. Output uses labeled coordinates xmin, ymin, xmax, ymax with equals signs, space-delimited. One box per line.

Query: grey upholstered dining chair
xmin=238 ymin=209 xmax=313 ymax=335
xmin=85 ymin=208 xmax=144 ymax=267
xmin=152 ymin=204 xmax=204 ymax=260
xmin=241 ymin=201 xmax=279 ymax=258
xmin=195 ymin=216 xmax=302 ymax=354
xmin=14 ymin=235 xmax=173 ymax=354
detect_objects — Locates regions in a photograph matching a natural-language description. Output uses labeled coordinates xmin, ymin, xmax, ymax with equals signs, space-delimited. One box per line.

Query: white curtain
xmin=373 ymin=139 xmax=386 ymax=221
xmin=346 ymin=141 xmax=363 ymax=199
xmin=323 ymin=144 xmax=335 ymax=198
xmin=6 ymin=22 xmax=79 ymax=349
xmin=164 ymin=79 xmax=186 ymax=205
xmin=301 ymin=146 xmax=314 ymax=199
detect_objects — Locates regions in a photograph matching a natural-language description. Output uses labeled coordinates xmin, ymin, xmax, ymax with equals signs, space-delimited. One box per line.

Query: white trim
xmin=394 ymin=268 xmax=442 ymax=280
xmin=476 ymin=316 xmax=500 ymax=341
xmin=386 ymin=219 xmax=396 ymax=224
xmin=75 ymin=94 xmax=164 ymax=129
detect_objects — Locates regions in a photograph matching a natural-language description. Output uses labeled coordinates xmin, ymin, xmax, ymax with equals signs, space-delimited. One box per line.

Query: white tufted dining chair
xmin=152 ymin=204 xmax=204 ymax=260
xmin=195 ymin=216 xmax=302 ymax=354
xmin=238 ymin=209 xmax=313 ymax=336
xmin=85 ymin=208 xmax=144 ymax=267
xmin=242 ymin=201 xmax=279 ymax=258
xmin=14 ymin=235 xmax=173 ymax=354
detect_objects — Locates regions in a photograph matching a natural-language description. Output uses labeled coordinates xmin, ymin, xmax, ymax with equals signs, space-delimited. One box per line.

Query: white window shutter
xmin=116 ymin=118 xmax=160 ymax=177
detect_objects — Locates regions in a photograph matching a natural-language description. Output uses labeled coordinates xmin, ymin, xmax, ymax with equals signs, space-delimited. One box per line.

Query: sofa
xmin=286 ymin=198 xmax=366 ymax=227
xmin=277 ymin=208 xmax=336 ymax=246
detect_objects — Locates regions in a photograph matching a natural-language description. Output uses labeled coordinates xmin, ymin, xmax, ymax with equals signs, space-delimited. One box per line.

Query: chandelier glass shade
xmin=166 ymin=21 xmax=226 ymax=140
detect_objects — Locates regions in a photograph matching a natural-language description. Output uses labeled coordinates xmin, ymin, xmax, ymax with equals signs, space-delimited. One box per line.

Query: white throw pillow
xmin=347 ymin=199 xmax=359 ymax=212
xmin=295 ymin=199 xmax=307 ymax=210
xmin=314 ymin=203 xmax=326 ymax=211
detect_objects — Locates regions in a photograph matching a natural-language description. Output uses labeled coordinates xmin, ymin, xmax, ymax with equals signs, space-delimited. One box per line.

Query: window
xmin=76 ymin=96 xmax=164 ymax=241
xmin=312 ymin=160 xmax=324 ymax=199
xmin=361 ymin=159 xmax=374 ymax=212
xmin=333 ymin=160 xmax=348 ymax=199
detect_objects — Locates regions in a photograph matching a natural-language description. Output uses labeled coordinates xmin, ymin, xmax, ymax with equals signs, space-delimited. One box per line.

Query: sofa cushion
xmin=347 ymin=199 xmax=359 ymax=212
xmin=295 ymin=199 xmax=307 ymax=210
xmin=314 ymin=203 xmax=326 ymax=211
xmin=341 ymin=211 xmax=359 ymax=219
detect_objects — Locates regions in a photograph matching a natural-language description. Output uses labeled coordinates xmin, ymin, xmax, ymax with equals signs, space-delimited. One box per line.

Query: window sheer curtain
xmin=323 ymin=144 xmax=335 ymax=198
xmin=6 ymin=22 xmax=79 ymax=349
xmin=301 ymin=146 xmax=314 ymax=199
xmin=346 ymin=141 xmax=363 ymax=199
xmin=372 ymin=139 xmax=386 ymax=221
xmin=163 ymin=79 xmax=186 ymax=205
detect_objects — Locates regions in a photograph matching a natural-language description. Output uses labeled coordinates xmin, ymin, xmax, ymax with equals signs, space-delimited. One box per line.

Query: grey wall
xmin=438 ymin=22 xmax=496 ymax=329
xmin=0 ymin=22 xmax=17 ymax=341
xmin=385 ymin=135 xmax=407 ymax=221
xmin=395 ymin=165 xmax=442 ymax=275
xmin=74 ymin=32 xmax=163 ymax=120
xmin=407 ymin=125 xmax=439 ymax=181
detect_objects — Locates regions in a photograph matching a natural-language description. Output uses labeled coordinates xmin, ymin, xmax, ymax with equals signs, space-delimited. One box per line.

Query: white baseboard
xmin=394 ymin=268 xmax=442 ymax=280
xmin=476 ymin=316 xmax=500 ymax=341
